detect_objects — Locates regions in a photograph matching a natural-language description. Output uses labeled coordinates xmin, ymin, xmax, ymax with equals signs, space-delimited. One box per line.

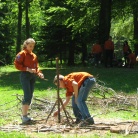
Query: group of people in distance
xmin=91 ymin=36 xmax=136 ymax=68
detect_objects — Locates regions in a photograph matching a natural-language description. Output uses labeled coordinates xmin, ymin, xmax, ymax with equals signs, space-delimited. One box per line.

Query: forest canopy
xmin=0 ymin=0 xmax=138 ymax=65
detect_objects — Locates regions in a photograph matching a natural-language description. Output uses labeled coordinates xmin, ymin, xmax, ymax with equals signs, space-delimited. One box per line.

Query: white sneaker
xmin=22 ymin=116 xmax=32 ymax=123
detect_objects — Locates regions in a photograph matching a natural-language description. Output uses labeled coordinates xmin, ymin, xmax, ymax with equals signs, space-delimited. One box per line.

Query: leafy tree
xmin=38 ymin=1 xmax=74 ymax=65
xmin=110 ymin=0 xmax=138 ymax=54
xmin=38 ymin=0 xmax=100 ymax=65
xmin=111 ymin=0 xmax=133 ymax=43
xmin=0 ymin=0 xmax=15 ymax=64
xmin=133 ymin=0 xmax=138 ymax=55
xmin=1 ymin=0 xmax=138 ymax=65
xmin=25 ymin=0 xmax=30 ymax=38
xmin=16 ymin=0 xmax=23 ymax=54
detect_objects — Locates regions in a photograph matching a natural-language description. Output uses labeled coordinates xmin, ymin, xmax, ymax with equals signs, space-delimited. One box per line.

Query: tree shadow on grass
xmin=0 ymin=69 xmax=57 ymax=91
xmin=0 ymin=66 xmax=138 ymax=93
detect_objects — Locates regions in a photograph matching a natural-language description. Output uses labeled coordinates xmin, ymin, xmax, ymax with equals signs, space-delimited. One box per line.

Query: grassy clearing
xmin=0 ymin=64 xmax=138 ymax=137
xmin=1 ymin=131 xmax=138 ymax=138
xmin=0 ymin=131 xmax=29 ymax=138
xmin=27 ymin=132 xmax=138 ymax=138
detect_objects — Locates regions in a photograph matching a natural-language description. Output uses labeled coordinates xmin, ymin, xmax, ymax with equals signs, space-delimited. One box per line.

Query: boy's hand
xmin=31 ymin=69 xmax=36 ymax=73
xmin=26 ymin=67 xmax=36 ymax=73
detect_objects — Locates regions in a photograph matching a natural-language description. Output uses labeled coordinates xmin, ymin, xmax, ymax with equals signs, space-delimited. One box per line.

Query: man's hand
xmin=75 ymin=97 xmax=78 ymax=104
xmin=52 ymin=96 xmax=71 ymax=117
xmin=53 ymin=111 xmax=58 ymax=117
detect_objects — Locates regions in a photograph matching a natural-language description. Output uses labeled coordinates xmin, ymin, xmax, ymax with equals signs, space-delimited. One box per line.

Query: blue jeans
xmin=20 ymin=72 xmax=36 ymax=105
xmin=72 ymin=77 xmax=96 ymax=121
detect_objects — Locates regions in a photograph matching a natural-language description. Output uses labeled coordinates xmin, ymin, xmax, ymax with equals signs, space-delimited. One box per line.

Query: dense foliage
xmin=0 ymin=0 xmax=138 ymax=65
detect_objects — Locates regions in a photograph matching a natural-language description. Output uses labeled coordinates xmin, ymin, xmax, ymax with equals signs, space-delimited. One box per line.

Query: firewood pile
xmin=0 ymin=81 xmax=138 ymax=135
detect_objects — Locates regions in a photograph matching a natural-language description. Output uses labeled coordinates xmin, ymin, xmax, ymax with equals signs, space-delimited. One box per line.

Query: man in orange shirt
xmin=53 ymin=72 xmax=96 ymax=127
xmin=14 ymin=38 xmax=44 ymax=123
xmin=104 ymin=36 xmax=114 ymax=67
xmin=92 ymin=41 xmax=102 ymax=66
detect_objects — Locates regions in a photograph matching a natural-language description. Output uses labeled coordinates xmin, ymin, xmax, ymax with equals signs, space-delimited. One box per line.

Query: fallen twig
xmin=125 ymin=121 xmax=135 ymax=135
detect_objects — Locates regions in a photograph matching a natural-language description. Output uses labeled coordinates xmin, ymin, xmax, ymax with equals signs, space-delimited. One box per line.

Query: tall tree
xmin=16 ymin=0 xmax=23 ymax=54
xmin=133 ymin=0 xmax=138 ymax=55
xmin=0 ymin=0 xmax=14 ymax=64
xmin=39 ymin=0 xmax=100 ymax=65
xmin=99 ymin=0 xmax=112 ymax=46
xmin=25 ymin=0 xmax=30 ymax=38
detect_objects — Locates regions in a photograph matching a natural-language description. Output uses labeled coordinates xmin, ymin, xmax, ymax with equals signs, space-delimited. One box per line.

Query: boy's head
xmin=53 ymin=74 xmax=65 ymax=88
xmin=22 ymin=38 xmax=35 ymax=52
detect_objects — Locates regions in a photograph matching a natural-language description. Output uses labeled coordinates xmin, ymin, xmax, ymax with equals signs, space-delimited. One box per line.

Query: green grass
xmin=0 ymin=64 xmax=138 ymax=137
xmin=1 ymin=132 xmax=138 ymax=138
xmin=0 ymin=131 xmax=30 ymax=138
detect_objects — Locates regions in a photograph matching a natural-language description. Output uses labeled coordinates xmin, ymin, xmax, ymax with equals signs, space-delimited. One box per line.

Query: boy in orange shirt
xmin=53 ymin=72 xmax=96 ymax=127
xmin=14 ymin=38 xmax=44 ymax=123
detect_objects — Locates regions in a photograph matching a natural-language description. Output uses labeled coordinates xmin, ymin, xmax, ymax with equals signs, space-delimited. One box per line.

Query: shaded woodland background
xmin=0 ymin=0 xmax=138 ymax=65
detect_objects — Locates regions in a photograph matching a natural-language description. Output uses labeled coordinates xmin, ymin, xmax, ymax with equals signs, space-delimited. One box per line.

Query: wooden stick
xmin=125 ymin=121 xmax=135 ymax=135
xmin=45 ymin=100 xmax=57 ymax=123
xmin=56 ymin=57 xmax=60 ymax=123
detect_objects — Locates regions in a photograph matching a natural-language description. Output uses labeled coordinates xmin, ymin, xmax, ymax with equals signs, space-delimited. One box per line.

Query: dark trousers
xmin=20 ymin=72 xmax=36 ymax=105
xmin=93 ymin=53 xmax=101 ymax=65
xmin=123 ymin=52 xmax=129 ymax=66
xmin=105 ymin=50 xmax=113 ymax=67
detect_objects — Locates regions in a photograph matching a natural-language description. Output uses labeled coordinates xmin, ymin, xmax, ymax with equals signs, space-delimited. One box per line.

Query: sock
xmin=23 ymin=115 xmax=27 ymax=117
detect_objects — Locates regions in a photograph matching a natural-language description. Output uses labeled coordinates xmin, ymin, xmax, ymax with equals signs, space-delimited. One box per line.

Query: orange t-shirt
xmin=128 ymin=53 xmax=136 ymax=64
xmin=104 ymin=40 xmax=114 ymax=50
xmin=63 ymin=72 xmax=93 ymax=97
xmin=92 ymin=44 xmax=102 ymax=54
xmin=14 ymin=49 xmax=40 ymax=74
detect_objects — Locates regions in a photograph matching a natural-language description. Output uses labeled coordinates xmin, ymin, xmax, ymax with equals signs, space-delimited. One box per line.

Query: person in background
xmin=91 ymin=41 xmax=102 ymax=66
xmin=104 ymin=36 xmax=114 ymax=67
xmin=123 ymin=41 xmax=130 ymax=67
xmin=53 ymin=72 xmax=96 ymax=127
xmin=14 ymin=38 xmax=44 ymax=123
xmin=127 ymin=49 xmax=136 ymax=68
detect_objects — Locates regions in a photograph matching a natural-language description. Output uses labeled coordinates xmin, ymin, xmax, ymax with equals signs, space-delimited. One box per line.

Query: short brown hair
xmin=53 ymin=74 xmax=64 ymax=85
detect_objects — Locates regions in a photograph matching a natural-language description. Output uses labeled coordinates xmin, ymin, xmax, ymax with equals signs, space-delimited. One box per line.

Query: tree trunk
xmin=81 ymin=40 xmax=87 ymax=66
xmin=133 ymin=2 xmax=138 ymax=56
xmin=16 ymin=0 xmax=22 ymax=54
xmin=99 ymin=0 xmax=112 ymax=46
xmin=68 ymin=40 xmax=75 ymax=66
xmin=26 ymin=0 xmax=30 ymax=38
